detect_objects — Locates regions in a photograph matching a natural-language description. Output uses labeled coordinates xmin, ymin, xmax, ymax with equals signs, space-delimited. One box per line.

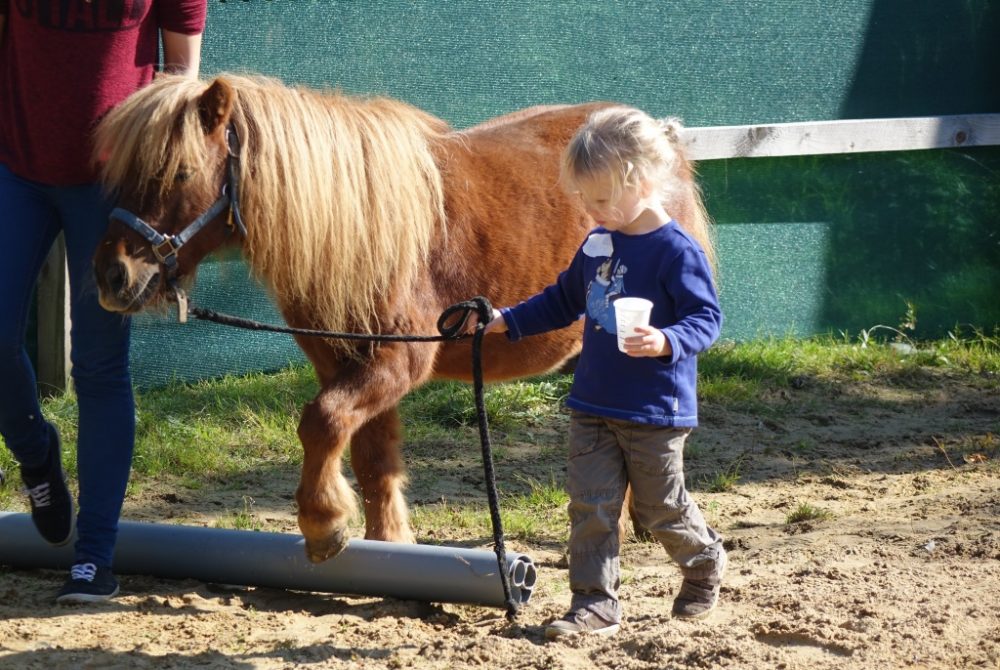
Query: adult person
xmin=0 ymin=0 xmax=207 ymax=603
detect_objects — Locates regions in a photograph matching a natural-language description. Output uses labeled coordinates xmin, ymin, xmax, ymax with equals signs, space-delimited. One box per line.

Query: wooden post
xmin=35 ymin=234 xmax=71 ymax=398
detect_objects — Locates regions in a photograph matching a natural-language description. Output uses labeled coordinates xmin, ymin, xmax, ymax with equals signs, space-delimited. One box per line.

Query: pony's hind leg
xmin=295 ymin=388 xmax=362 ymax=563
xmin=350 ymin=407 xmax=415 ymax=544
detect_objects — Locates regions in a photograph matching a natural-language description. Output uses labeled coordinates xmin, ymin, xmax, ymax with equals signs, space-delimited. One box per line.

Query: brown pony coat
xmin=92 ymin=75 xmax=710 ymax=561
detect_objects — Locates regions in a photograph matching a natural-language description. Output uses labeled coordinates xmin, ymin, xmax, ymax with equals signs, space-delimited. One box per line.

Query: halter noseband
xmin=108 ymin=122 xmax=249 ymax=314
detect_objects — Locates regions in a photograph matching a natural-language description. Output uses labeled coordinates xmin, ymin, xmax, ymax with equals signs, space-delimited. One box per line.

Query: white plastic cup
xmin=613 ymin=297 xmax=653 ymax=353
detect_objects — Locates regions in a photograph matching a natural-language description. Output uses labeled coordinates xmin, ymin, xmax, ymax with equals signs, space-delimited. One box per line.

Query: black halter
xmin=109 ymin=122 xmax=248 ymax=284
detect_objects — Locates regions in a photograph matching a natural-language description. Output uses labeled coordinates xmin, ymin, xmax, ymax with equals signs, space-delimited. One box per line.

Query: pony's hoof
xmin=304 ymin=528 xmax=349 ymax=563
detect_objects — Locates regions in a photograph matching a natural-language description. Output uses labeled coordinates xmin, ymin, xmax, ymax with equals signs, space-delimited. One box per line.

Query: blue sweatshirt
xmin=501 ymin=222 xmax=721 ymax=427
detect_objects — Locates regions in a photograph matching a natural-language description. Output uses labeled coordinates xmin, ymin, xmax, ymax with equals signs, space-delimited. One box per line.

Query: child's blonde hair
xmin=561 ymin=106 xmax=716 ymax=273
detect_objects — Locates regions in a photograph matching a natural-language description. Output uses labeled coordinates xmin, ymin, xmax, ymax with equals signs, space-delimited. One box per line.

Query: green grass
xmin=130 ymin=366 xmax=316 ymax=480
xmin=786 ymin=502 xmax=834 ymax=524
xmin=401 ymin=376 xmax=571 ymax=432
xmin=411 ymin=475 xmax=570 ymax=544
xmin=699 ymin=327 xmax=999 ymax=413
xmin=215 ymin=495 xmax=265 ymax=531
xmin=1 ymin=330 xmax=997 ymax=533
xmin=699 ymin=454 xmax=745 ymax=493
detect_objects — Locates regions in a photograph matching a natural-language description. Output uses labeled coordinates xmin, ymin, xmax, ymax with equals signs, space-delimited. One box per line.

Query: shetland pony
xmin=92 ymin=74 xmax=712 ymax=562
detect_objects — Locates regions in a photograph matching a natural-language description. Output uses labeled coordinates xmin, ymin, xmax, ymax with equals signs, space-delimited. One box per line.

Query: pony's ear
xmin=198 ymin=78 xmax=235 ymax=134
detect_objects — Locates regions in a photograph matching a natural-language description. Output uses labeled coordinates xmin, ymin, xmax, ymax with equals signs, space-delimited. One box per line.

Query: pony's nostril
xmin=105 ymin=262 xmax=126 ymax=291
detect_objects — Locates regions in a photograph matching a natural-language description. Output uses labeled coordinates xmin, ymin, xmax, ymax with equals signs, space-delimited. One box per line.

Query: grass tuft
xmin=699 ymin=454 xmax=746 ymax=493
xmin=786 ymin=502 xmax=834 ymax=524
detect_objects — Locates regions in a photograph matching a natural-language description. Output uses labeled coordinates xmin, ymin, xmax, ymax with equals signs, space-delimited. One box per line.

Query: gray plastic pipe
xmin=0 ymin=512 xmax=535 ymax=607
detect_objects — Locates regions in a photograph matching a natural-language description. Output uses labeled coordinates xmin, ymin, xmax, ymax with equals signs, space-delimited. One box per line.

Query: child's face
xmin=575 ymin=176 xmax=651 ymax=235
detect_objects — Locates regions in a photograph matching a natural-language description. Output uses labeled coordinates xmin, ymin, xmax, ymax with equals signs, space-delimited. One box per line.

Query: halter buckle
xmin=152 ymin=236 xmax=178 ymax=264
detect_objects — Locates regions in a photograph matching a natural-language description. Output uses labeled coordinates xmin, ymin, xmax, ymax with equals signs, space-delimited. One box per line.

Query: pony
xmin=92 ymin=74 xmax=712 ymax=563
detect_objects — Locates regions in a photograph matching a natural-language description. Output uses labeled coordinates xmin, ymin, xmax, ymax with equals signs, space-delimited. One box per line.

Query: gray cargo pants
xmin=565 ymin=410 xmax=724 ymax=623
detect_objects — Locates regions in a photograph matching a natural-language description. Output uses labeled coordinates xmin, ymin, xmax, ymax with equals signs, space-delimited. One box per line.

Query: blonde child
xmin=486 ymin=106 xmax=726 ymax=638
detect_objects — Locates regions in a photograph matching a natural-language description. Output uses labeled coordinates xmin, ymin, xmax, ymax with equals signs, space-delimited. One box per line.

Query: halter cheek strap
xmin=224 ymin=124 xmax=247 ymax=238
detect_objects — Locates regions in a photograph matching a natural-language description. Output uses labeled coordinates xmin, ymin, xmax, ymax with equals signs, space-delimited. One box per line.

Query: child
xmin=485 ymin=106 xmax=726 ymax=639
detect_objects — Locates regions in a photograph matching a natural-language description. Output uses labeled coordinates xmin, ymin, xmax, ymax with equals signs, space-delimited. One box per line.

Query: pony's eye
xmin=175 ymin=171 xmax=191 ymax=183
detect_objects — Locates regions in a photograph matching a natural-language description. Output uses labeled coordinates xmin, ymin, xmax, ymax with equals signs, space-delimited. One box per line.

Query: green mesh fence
xmin=128 ymin=260 xmax=305 ymax=387
xmin=120 ymin=0 xmax=998 ymax=389
xmin=703 ymin=148 xmax=1000 ymax=339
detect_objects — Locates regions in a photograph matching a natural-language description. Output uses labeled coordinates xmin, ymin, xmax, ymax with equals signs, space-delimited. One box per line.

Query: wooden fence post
xmin=35 ymin=234 xmax=71 ymax=398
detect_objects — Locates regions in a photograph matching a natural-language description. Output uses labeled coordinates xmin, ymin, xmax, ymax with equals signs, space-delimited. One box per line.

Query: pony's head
xmin=93 ymin=74 xmax=448 ymax=339
xmin=93 ymin=75 xmax=243 ymax=313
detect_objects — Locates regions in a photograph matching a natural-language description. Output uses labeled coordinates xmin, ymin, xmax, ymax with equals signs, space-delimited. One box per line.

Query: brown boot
xmin=545 ymin=606 xmax=621 ymax=639
xmin=672 ymin=547 xmax=727 ymax=619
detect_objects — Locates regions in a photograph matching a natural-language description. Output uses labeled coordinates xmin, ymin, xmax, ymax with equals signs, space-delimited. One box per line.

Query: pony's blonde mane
xmin=97 ymin=74 xmax=448 ymax=341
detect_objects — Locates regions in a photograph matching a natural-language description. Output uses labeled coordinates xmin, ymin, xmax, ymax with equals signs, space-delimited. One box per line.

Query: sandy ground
xmin=1 ymin=367 xmax=998 ymax=669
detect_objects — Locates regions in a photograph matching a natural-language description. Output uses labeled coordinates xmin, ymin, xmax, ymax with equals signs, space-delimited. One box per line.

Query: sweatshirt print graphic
xmin=586 ymin=257 xmax=627 ymax=334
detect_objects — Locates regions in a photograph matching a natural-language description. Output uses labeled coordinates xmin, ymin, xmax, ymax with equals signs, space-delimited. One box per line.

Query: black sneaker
xmin=56 ymin=563 xmax=120 ymax=604
xmin=21 ymin=423 xmax=75 ymax=546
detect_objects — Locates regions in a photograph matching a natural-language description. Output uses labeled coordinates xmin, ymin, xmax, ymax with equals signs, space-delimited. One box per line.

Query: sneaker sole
xmin=544 ymin=623 xmax=620 ymax=640
xmin=56 ymin=585 xmax=120 ymax=605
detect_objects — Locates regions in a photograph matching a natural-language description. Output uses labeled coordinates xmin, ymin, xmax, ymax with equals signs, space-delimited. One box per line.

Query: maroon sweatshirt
xmin=0 ymin=0 xmax=206 ymax=185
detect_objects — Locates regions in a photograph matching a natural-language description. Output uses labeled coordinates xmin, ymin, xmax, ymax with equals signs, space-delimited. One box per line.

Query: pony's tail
xmin=662 ymin=117 xmax=718 ymax=281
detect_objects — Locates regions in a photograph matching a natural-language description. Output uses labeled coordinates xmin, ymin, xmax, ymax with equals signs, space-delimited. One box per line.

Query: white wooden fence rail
xmin=35 ymin=113 xmax=1000 ymax=395
xmin=681 ymin=114 xmax=1000 ymax=160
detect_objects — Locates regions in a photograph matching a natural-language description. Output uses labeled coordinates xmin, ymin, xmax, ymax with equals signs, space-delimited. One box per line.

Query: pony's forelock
xmin=96 ymin=75 xmax=214 ymax=203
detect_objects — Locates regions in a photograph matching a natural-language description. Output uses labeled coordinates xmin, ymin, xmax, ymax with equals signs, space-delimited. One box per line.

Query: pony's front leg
xmin=350 ymin=407 xmax=415 ymax=544
xmin=295 ymin=391 xmax=360 ymax=563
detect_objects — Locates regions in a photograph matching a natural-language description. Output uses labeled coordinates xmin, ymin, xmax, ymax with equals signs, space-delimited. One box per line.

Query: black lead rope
xmin=188 ymin=296 xmax=520 ymax=619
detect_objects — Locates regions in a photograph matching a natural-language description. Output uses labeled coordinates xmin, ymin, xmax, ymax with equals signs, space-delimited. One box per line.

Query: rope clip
xmin=171 ymin=284 xmax=189 ymax=324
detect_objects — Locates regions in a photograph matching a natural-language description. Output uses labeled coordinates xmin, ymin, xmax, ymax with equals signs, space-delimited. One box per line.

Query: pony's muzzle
xmin=96 ymin=258 xmax=161 ymax=313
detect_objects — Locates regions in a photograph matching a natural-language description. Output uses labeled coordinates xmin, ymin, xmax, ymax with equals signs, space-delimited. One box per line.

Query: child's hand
xmin=484 ymin=309 xmax=508 ymax=334
xmin=623 ymin=325 xmax=671 ymax=357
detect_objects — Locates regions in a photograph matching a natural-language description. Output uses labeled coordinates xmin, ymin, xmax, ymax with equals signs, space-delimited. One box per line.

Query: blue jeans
xmin=0 ymin=163 xmax=135 ymax=568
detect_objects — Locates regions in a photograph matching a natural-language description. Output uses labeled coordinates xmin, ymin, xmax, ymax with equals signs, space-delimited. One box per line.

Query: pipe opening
xmin=520 ymin=562 xmax=537 ymax=589
xmin=512 ymin=559 xmax=527 ymax=586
